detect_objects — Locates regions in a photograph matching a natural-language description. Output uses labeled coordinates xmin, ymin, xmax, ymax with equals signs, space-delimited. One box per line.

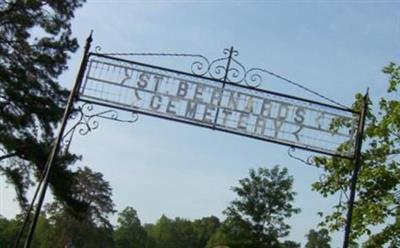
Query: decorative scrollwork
xmin=191 ymin=47 xmax=249 ymax=85
xmin=191 ymin=56 xmax=210 ymax=76
xmin=93 ymin=46 xmax=350 ymax=108
xmin=288 ymin=146 xmax=349 ymax=226
xmin=61 ymin=103 xmax=138 ymax=152
xmin=244 ymin=68 xmax=263 ymax=88
xmin=188 ymin=47 xmax=265 ymax=88
xmin=288 ymin=147 xmax=350 ymax=197
xmin=287 ymin=147 xmax=318 ymax=167
xmin=95 ymin=45 xmax=103 ymax=53
xmin=209 ymin=58 xmax=229 ymax=80
xmin=226 ymin=58 xmax=246 ymax=84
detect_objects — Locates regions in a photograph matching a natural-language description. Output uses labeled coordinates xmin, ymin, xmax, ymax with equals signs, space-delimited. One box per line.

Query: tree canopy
xmin=208 ymin=165 xmax=300 ymax=248
xmin=114 ymin=207 xmax=149 ymax=248
xmin=0 ymin=0 xmax=87 ymax=213
xmin=304 ymin=228 xmax=331 ymax=248
xmin=45 ymin=167 xmax=115 ymax=247
xmin=312 ymin=62 xmax=400 ymax=247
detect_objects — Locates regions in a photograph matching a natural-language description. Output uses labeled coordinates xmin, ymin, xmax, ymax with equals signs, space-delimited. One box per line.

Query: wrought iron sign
xmin=22 ymin=34 xmax=365 ymax=248
xmin=78 ymin=53 xmax=359 ymax=158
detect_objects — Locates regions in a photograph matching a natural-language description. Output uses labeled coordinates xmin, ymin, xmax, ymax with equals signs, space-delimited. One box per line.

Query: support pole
xmin=23 ymin=32 xmax=93 ymax=248
xmin=212 ymin=46 xmax=235 ymax=129
xmin=222 ymin=46 xmax=235 ymax=83
xmin=342 ymin=90 xmax=369 ymax=248
xmin=13 ymin=160 xmax=48 ymax=248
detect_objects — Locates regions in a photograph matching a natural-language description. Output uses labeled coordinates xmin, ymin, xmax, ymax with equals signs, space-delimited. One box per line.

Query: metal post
xmin=222 ymin=46 xmax=235 ymax=83
xmin=212 ymin=46 xmax=235 ymax=128
xmin=342 ymin=90 xmax=369 ymax=248
xmin=13 ymin=160 xmax=48 ymax=248
xmin=23 ymin=32 xmax=93 ymax=248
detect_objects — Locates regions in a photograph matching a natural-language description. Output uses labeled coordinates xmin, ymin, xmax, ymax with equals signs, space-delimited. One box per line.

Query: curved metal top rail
xmin=94 ymin=45 xmax=351 ymax=110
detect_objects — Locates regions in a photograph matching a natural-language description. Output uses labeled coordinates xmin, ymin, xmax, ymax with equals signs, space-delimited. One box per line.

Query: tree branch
xmin=0 ymin=152 xmax=18 ymax=161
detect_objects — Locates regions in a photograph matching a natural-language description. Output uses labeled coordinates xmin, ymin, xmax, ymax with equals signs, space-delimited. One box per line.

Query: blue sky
xmin=1 ymin=1 xmax=400 ymax=247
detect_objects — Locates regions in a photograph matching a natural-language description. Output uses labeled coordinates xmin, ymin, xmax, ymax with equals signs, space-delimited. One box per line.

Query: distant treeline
xmin=0 ymin=166 xmax=334 ymax=248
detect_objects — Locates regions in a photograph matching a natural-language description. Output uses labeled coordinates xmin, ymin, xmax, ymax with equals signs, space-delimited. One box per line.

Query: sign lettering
xmin=79 ymin=55 xmax=359 ymax=158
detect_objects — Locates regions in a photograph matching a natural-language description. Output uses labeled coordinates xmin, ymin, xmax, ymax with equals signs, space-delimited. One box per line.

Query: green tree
xmin=312 ymin=63 xmax=400 ymax=247
xmin=304 ymin=229 xmax=331 ymax=248
xmin=144 ymin=224 xmax=157 ymax=248
xmin=0 ymin=215 xmax=20 ymax=247
xmin=0 ymin=213 xmax=51 ymax=248
xmin=46 ymin=167 xmax=115 ymax=248
xmin=192 ymin=216 xmax=221 ymax=248
xmin=147 ymin=215 xmax=177 ymax=248
xmin=281 ymin=240 xmax=301 ymax=248
xmin=206 ymin=217 xmax=258 ymax=248
xmin=147 ymin=215 xmax=203 ymax=248
xmin=114 ymin=207 xmax=148 ymax=248
xmin=362 ymin=214 xmax=400 ymax=248
xmin=208 ymin=166 xmax=300 ymax=248
xmin=0 ymin=0 xmax=86 ymax=210
xmin=31 ymin=213 xmax=54 ymax=248
xmin=349 ymin=242 xmax=359 ymax=248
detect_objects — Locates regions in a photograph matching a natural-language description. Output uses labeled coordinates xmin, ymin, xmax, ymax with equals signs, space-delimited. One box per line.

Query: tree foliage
xmin=0 ymin=0 xmax=86 ymax=210
xmin=281 ymin=240 xmax=301 ymax=248
xmin=0 ymin=201 xmax=301 ymax=248
xmin=147 ymin=215 xmax=197 ymax=248
xmin=312 ymin=62 xmax=400 ymax=247
xmin=208 ymin=166 xmax=300 ymax=248
xmin=45 ymin=167 xmax=115 ymax=247
xmin=114 ymin=207 xmax=149 ymax=248
xmin=304 ymin=228 xmax=331 ymax=248
xmin=0 ymin=215 xmax=20 ymax=247
xmin=192 ymin=216 xmax=221 ymax=248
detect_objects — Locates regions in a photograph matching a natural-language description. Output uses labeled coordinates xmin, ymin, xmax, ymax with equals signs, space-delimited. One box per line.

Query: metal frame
xmin=79 ymin=52 xmax=359 ymax=159
xmin=19 ymin=33 xmax=367 ymax=248
xmin=78 ymin=98 xmax=355 ymax=160
xmin=88 ymin=53 xmax=357 ymax=114
xmin=342 ymin=91 xmax=368 ymax=248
